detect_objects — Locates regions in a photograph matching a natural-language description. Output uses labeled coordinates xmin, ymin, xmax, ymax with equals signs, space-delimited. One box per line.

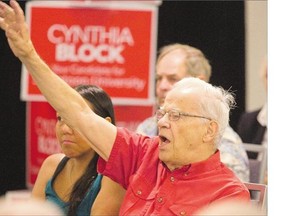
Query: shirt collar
xmin=168 ymin=150 xmax=222 ymax=177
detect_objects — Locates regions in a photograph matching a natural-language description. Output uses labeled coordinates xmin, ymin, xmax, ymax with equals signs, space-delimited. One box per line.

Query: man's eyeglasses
xmin=156 ymin=109 xmax=211 ymax=121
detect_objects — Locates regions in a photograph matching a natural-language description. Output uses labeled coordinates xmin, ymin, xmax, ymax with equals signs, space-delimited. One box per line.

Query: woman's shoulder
xmin=31 ymin=154 xmax=66 ymax=198
xmin=41 ymin=153 xmax=66 ymax=171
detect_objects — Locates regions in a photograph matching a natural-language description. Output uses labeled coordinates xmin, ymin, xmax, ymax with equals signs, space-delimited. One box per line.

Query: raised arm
xmin=0 ymin=0 xmax=116 ymax=160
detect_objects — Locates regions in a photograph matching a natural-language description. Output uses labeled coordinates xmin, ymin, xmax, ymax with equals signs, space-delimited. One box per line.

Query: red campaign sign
xmin=114 ymin=105 xmax=155 ymax=130
xmin=21 ymin=1 xmax=158 ymax=105
xmin=26 ymin=102 xmax=60 ymax=188
xmin=26 ymin=101 xmax=154 ymax=187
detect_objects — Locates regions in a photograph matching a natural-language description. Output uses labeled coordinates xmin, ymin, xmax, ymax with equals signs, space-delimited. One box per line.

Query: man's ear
xmin=105 ymin=116 xmax=112 ymax=123
xmin=197 ymin=74 xmax=209 ymax=82
xmin=202 ymin=120 xmax=218 ymax=143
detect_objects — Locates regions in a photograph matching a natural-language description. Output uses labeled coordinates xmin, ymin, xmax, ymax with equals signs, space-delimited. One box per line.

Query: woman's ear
xmin=202 ymin=120 xmax=218 ymax=143
xmin=105 ymin=116 xmax=112 ymax=123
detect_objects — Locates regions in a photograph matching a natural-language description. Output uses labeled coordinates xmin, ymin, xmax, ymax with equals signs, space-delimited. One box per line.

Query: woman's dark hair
xmin=67 ymin=84 xmax=115 ymax=215
xmin=74 ymin=85 xmax=115 ymax=125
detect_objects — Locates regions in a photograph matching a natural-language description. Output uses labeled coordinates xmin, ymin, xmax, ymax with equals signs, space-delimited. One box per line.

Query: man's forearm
xmin=21 ymin=50 xmax=87 ymax=127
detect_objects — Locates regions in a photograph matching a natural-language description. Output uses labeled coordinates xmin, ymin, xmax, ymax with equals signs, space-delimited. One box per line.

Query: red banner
xmin=21 ymin=1 xmax=158 ymax=105
xmin=26 ymin=102 xmax=60 ymax=187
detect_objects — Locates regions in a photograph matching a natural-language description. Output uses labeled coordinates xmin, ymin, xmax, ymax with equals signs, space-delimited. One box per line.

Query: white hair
xmin=173 ymin=77 xmax=235 ymax=145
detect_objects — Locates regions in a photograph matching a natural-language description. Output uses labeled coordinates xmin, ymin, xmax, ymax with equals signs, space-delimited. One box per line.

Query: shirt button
xmin=180 ymin=211 xmax=186 ymax=216
xmin=157 ymin=197 xmax=163 ymax=203
xmin=170 ymin=176 xmax=175 ymax=182
xmin=136 ymin=190 xmax=142 ymax=195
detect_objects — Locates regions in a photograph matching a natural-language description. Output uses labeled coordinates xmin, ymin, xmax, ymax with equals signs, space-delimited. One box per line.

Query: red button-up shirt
xmin=98 ymin=128 xmax=250 ymax=215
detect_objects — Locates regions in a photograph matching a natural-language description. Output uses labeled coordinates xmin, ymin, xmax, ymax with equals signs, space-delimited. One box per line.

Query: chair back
xmin=243 ymin=143 xmax=267 ymax=184
xmin=244 ymin=182 xmax=267 ymax=211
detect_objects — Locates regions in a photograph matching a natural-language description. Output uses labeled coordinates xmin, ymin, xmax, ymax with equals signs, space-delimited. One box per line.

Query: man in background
xmin=237 ymin=57 xmax=267 ymax=159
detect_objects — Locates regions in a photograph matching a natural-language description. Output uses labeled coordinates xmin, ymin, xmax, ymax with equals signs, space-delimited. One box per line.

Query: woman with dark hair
xmin=32 ymin=85 xmax=125 ymax=216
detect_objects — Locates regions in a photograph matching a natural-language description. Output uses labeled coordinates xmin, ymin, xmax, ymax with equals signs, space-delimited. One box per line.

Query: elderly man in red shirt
xmin=97 ymin=78 xmax=250 ymax=215
xmin=0 ymin=1 xmax=250 ymax=215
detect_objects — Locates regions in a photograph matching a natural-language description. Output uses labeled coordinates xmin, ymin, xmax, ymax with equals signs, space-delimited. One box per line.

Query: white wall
xmin=245 ymin=0 xmax=267 ymax=111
